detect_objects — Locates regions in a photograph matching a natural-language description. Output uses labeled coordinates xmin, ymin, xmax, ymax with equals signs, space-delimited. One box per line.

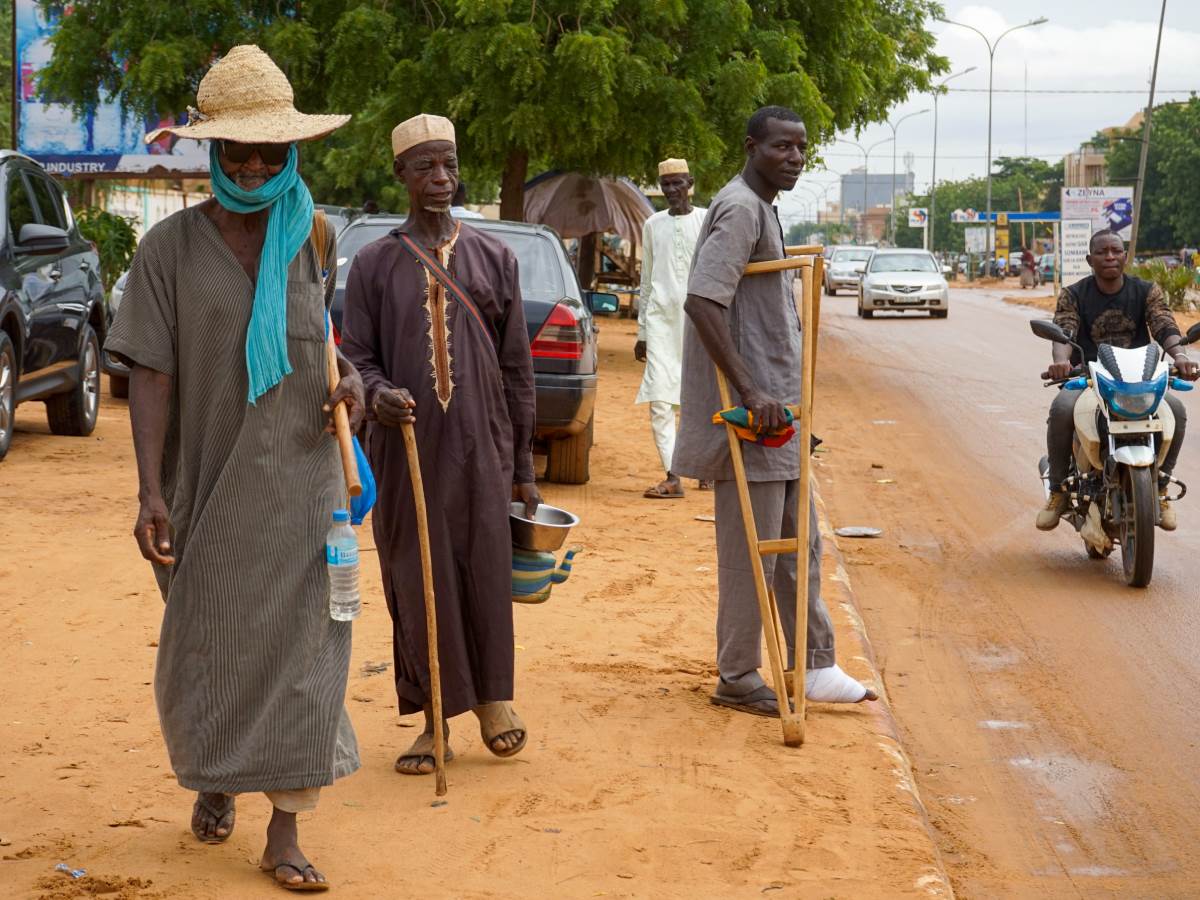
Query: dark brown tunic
xmin=340 ymin=223 xmax=535 ymax=718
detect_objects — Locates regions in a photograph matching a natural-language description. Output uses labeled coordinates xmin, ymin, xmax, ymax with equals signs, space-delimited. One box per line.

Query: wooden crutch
xmin=714 ymin=368 xmax=803 ymax=747
xmin=400 ymin=422 xmax=448 ymax=796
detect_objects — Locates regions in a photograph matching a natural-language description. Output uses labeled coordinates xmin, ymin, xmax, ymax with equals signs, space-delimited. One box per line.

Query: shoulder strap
xmin=310 ymin=209 xmax=330 ymax=284
xmin=392 ymin=229 xmax=498 ymax=351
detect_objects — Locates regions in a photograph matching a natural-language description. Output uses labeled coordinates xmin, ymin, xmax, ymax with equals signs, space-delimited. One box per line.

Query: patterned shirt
xmin=1053 ymin=274 xmax=1179 ymax=363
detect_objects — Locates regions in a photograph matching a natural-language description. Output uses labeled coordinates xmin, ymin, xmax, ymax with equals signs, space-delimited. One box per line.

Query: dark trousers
xmin=1046 ymin=389 xmax=1187 ymax=485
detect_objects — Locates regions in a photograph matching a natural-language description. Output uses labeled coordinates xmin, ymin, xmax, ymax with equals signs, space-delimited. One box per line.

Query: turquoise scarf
xmin=209 ymin=142 xmax=314 ymax=403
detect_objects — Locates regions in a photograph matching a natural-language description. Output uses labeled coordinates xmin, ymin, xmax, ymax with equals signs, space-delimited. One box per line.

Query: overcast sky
xmin=780 ymin=1 xmax=1194 ymax=223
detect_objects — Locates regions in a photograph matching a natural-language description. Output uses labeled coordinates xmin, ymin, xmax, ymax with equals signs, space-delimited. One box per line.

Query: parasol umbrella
xmin=522 ymin=171 xmax=654 ymax=248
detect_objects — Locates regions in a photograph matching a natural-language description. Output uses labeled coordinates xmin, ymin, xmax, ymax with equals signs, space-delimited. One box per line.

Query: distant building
xmin=841 ymin=166 xmax=914 ymax=214
xmin=1064 ymin=143 xmax=1108 ymax=187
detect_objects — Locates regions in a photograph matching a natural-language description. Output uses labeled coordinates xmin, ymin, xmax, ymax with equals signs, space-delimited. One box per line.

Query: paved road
xmin=814 ymin=287 xmax=1200 ymax=897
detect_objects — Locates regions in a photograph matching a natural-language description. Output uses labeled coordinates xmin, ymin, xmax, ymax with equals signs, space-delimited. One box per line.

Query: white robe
xmin=636 ymin=206 xmax=706 ymax=405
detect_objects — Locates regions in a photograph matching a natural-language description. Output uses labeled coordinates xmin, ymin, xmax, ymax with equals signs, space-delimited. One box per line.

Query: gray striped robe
xmin=105 ymin=204 xmax=359 ymax=794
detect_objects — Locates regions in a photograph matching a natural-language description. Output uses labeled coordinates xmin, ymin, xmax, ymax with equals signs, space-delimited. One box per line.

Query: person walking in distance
xmin=637 ymin=158 xmax=708 ymax=499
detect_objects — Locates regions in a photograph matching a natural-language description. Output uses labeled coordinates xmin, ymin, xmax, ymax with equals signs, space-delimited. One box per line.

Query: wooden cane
xmin=401 ymin=422 xmax=447 ymax=796
xmin=325 ymin=327 xmax=362 ymax=497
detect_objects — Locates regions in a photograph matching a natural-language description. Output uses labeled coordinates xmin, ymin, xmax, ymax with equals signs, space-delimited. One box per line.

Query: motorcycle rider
xmin=1038 ymin=229 xmax=1199 ymax=532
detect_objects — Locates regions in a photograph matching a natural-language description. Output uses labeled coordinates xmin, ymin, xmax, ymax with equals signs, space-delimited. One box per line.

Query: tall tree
xmin=37 ymin=0 xmax=946 ymax=218
xmin=0 ymin=1 xmax=12 ymax=144
xmin=1097 ymin=98 xmax=1200 ymax=252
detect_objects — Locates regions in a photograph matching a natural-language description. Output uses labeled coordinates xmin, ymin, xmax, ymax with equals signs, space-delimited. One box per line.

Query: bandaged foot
xmin=805 ymin=664 xmax=878 ymax=703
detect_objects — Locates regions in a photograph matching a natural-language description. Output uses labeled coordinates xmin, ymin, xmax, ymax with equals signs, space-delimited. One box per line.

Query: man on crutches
xmin=674 ymin=106 xmax=877 ymax=718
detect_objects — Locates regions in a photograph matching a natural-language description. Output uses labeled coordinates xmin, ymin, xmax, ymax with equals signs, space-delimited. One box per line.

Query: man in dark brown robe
xmin=340 ymin=113 xmax=540 ymax=775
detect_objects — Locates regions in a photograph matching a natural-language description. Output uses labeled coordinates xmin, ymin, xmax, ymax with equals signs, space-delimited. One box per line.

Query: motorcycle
xmin=1030 ymin=319 xmax=1200 ymax=587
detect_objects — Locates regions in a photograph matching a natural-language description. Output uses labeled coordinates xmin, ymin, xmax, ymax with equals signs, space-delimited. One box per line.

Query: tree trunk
xmin=500 ymin=149 xmax=528 ymax=222
xmin=577 ymin=232 xmax=598 ymax=290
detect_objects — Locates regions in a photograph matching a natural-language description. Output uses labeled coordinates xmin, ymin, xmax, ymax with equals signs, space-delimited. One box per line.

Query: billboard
xmin=907 ymin=208 xmax=928 ymax=228
xmin=1061 ymin=187 xmax=1135 ymax=241
xmin=14 ymin=1 xmax=208 ymax=176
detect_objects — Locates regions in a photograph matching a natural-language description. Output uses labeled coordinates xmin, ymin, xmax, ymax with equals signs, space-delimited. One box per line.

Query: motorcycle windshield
xmin=1096 ymin=371 xmax=1167 ymax=419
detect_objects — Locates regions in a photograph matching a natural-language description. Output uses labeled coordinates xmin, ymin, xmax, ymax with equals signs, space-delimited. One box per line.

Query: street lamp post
xmin=886 ymin=109 xmax=929 ymax=243
xmin=938 ymin=15 xmax=1047 ymax=272
xmin=930 ymin=66 xmax=976 ymax=253
xmin=836 ymin=137 xmax=893 ymax=243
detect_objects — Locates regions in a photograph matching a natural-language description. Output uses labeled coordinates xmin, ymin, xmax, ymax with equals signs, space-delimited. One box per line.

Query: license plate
xmin=1109 ymin=418 xmax=1162 ymax=434
xmin=889 ymin=295 xmax=923 ymax=304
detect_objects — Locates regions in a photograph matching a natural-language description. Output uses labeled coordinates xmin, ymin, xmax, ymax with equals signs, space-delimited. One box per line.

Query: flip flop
xmin=260 ymin=860 xmax=330 ymax=892
xmin=474 ymin=701 xmax=528 ymax=758
xmin=644 ymin=481 xmax=685 ymax=499
xmin=394 ymin=732 xmax=455 ymax=776
xmin=191 ymin=793 xmax=235 ymax=844
xmin=709 ymin=683 xmax=784 ymax=718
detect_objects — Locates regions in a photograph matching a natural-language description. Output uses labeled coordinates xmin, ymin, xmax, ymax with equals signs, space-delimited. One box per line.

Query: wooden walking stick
xmin=401 ymin=422 xmax=448 ymax=796
xmin=325 ymin=328 xmax=362 ymax=497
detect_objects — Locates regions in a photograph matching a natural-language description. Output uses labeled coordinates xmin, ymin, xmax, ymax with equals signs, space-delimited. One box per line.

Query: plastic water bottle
xmin=326 ymin=509 xmax=360 ymax=621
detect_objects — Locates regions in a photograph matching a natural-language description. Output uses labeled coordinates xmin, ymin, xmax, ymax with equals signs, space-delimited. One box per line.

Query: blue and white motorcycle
xmin=1031 ymin=319 xmax=1200 ymax=587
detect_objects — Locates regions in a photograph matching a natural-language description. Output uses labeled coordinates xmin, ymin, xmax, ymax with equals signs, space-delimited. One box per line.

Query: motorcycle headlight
xmin=1096 ymin=371 xmax=1167 ymax=419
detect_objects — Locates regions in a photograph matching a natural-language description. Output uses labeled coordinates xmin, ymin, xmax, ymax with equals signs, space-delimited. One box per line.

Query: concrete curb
xmin=815 ymin=493 xmax=957 ymax=899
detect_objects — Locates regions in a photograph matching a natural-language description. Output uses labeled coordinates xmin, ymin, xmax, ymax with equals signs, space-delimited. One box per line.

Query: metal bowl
xmin=509 ymin=502 xmax=579 ymax=552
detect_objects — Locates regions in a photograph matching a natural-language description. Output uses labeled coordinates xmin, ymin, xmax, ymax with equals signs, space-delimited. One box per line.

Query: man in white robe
xmin=636 ymin=158 xmax=708 ymax=499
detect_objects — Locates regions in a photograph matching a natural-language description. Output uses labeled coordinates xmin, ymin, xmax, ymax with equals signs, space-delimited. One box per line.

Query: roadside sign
xmin=996 ymin=212 xmax=1008 ymax=227
xmin=908 ymin=208 xmax=928 ymax=227
xmin=951 ymin=208 xmax=985 ymax=223
xmin=964 ymin=226 xmax=988 ymax=254
xmin=1062 ymin=187 xmax=1134 ymax=240
xmin=1061 ymin=219 xmax=1093 ymax=285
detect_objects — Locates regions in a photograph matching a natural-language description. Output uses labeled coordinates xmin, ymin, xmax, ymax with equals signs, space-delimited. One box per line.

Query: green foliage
xmin=1101 ymin=98 xmax=1200 ymax=252
xmin=785 ymin=220 xmax=852 ymax=245
xmin=0 ymin=1 xmax=12 ymax=144
xmin=35 ymin=0 xmax=946 ymax=217
xmin=75 ymin=206 xmax=138 ymax=292
xmin=1128 ymin=259 xmax=1197 ymax=312
xmin=897 ymin=156 xmax=1064 ymax=252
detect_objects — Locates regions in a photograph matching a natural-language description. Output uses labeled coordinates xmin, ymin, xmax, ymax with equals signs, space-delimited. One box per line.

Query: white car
xmin=823 ymin=246 xmax=873 ymax=295
xmin=857 ymin=248 xmax=950 ymax=319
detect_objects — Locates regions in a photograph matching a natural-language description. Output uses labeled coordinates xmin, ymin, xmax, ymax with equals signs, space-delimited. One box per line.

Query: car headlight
xmin=1096 ymin=371 xmax=1167 ymax=419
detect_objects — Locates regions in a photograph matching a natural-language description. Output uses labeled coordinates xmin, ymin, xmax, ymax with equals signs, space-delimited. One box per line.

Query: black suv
xmin=0 ymin=151 xmax=105 ymax=460
xmin=331 ymin=215 xmax=617 ymax=484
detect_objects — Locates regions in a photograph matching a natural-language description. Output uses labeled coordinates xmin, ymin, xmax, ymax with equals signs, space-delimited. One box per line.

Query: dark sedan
xmin=332 ymin=215 xmax=613 ymax=484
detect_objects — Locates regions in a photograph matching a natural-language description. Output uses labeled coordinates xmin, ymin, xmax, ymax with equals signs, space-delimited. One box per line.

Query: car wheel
xmin=109 ymin=373 xmax=129 ymax=399
xmin=47 ymin=324 xmax=100 ymax=437
xmin=862 ymin=308 xmax=874 ymax=319
xmin=545 ymin=413 xmax=593 ymax=485
xmin=932 ymin=309 xmax=948 ymax=319
xmin=0 ymin=331 xmax=14 ymax=460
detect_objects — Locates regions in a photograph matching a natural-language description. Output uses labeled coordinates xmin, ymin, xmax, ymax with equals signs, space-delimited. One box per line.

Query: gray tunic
xmin=672 ymin=175 xmax=802 ymax=483
xmin=105 ymin=205 xmax=359 ymax=794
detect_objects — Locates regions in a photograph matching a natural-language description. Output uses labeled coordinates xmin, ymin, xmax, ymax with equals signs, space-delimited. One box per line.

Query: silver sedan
xmin=857 ymin=249 xmax=950 ymax=319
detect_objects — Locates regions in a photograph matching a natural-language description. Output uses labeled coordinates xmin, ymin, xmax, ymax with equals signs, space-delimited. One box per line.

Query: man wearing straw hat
xmin=673 ymin=106 xmax=877 ymax=716
xmin=105 ymin=45 xmax=363 ymax=891
xmin=340 ymin=114 xmax=539 ymax=776
xmin=636 ymin=158 xmax=708 ymax=500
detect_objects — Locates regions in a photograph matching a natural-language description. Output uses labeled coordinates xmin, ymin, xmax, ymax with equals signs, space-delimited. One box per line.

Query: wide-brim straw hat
xmin=145 ymin=45 xmax=350 ymax=145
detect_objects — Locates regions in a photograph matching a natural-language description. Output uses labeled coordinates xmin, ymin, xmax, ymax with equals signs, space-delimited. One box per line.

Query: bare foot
xmin=395 ymin=705 xmax=452 ymax=775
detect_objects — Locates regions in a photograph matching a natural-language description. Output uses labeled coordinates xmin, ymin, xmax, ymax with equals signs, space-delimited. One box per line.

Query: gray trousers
xmin=715 ymin=479 xmax=836 ymax=686
xmin=1047 ymin=388 xmax=1187 ymax=485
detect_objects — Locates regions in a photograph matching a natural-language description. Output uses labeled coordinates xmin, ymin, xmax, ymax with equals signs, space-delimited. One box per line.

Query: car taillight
xmin=530 ymin=302 xmax=583 ymax=360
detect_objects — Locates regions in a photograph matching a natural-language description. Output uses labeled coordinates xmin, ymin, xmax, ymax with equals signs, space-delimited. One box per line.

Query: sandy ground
xmin=816 ymin=288 xmax=1200 ymax=897
xmin=1 ymin=319 xmax=948 ymax=899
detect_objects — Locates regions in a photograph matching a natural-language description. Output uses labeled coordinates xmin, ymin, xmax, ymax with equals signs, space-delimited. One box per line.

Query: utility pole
xmin=1129 ymin=0 xmax=1167 ymax=262
xmin=940 ymin=15 xmax=1048 ymax=272
xmin=886 ymin=109 xmax=928 ymax=243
